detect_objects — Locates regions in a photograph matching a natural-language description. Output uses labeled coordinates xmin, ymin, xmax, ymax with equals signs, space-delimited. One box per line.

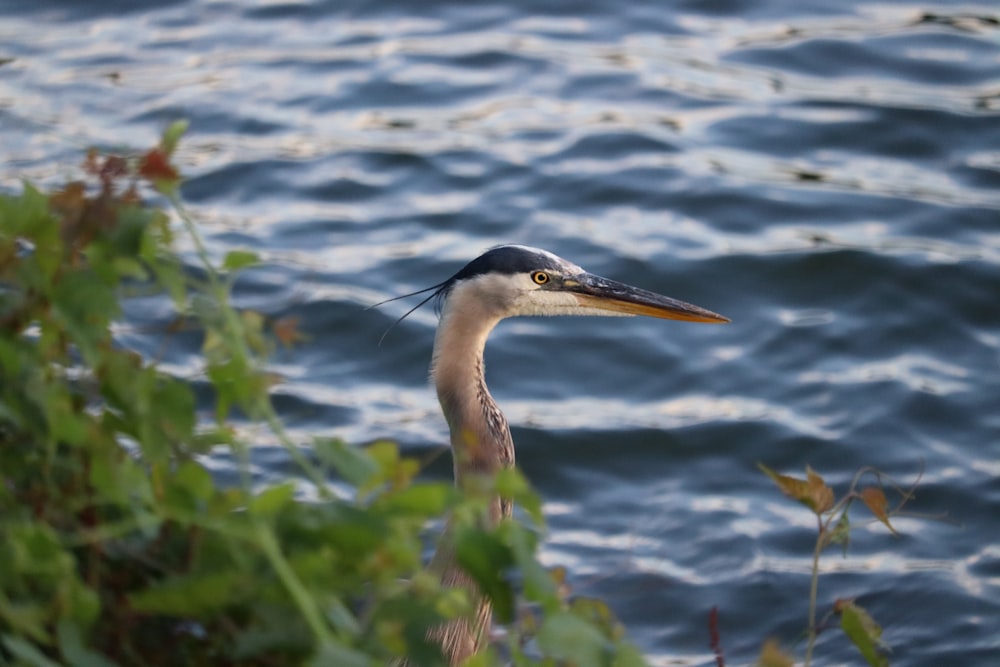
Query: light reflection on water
xmin=2 ymin=0 xmax=999 ymax=664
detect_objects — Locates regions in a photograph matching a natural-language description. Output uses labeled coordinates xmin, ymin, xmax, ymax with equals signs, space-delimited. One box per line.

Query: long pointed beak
xmin=566 ymin=273 xmax=729 ymax=323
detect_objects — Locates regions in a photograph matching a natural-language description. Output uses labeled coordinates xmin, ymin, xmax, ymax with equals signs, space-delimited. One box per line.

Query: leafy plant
xmin=753 ymin=464 xmax=919 ymax=667
xmin=0 ymin=125 xmax=643 ymax=667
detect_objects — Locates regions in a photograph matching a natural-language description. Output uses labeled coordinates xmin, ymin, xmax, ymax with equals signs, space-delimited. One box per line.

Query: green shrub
xmin=0 ymin=125 xmax=644 ymax=667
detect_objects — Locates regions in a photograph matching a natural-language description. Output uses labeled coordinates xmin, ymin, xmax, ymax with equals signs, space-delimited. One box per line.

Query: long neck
xmin=431 ymin=301 xmax=515 ymax=487
xmin=425 ymin=298 xmax=514 ymax=665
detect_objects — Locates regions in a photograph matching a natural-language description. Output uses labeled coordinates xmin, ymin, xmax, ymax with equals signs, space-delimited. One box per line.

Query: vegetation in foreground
xmin=0 ymin=125 xmax=914 ymax=666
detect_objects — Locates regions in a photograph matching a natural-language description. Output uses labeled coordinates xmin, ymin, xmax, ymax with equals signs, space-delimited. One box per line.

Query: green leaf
xmin=2 ymin=634 xmax=63 ymax=667
xmin=89 ymin=454 xmax=155 ymax=509
xmin=50 ymin=272 xmax=117 ymax=361
xmin=828 ymin=512 xmax=851 ymax=556
xmin=378 ymin=483 xmax=454 ymax=517
xmin=307 ymin=641 xmax=373 ymax=667
xmin=44 ymin=385 xmax=92 ymax=447
xmin=312 ymin=505 xmax=386 ymax=554
xmin=454 ymin=528 xmax=515 ymax=623
xmin=8 ymin=522 xmax=74 ymax=577
xmin=463 ymin=650 xmax=498 ymax=667
xmin=230 ymin=605 xmax=313 ymax=658
xmin=156 ymin=376 xmax=196 ymax=444
xmin=840 ymin=600 xmax=889 ymax=667
xmin=65 ymin=579 xmax=101 ymax=627
xmin=494 ymin=468 xmax=543 ymax=525
xmin=611 ymin=641 xmax=649 ymax=667
xmin=163 ymin=460 xmax=215 ymax=514
xmin=536 ymin=611 xmax=609 ymax=667
xmin=1 ymin=182 xmax=56 ymax=238
xmin=57 ymin=620 xmax=120 ymax=667
xmin=314 ymin=438 xmax=380 ymax=487
xmin=128 ymin=571 xmax=248 ymax=617
xmin=175 ymin=460 xmax=214 ymax=501
xmin=503 ymin=521 xmax=557 ymax=610
xmin=240 ymin=309 xmax=268 ymax=354
xmin=222 ymin=249 xmax=260 ymax=272
xmin=367 ymin=440 xmax=401 ymax=474
xmin=250 ymin=482 xmax=297 ymax=517
xmin=101 ymin=204 xmax=152 ymax=259
xmin=161 ymin=120 xmax=189 ymax=156
xmin=0 ymin=602 xmax=50 ymax=643
xmin=324 ymin=596 xmax=362 ymax=636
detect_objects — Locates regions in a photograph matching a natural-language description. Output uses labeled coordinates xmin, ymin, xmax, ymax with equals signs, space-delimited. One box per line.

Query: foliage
xmin=0 ymin=125 xmax=644 ymax=667
xmin=753 ymin=463 xmax=918 ymax=667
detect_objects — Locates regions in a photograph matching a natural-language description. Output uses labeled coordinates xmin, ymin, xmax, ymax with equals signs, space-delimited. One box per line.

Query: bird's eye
xmin=531 ymin=271 xmax=550 ymax=285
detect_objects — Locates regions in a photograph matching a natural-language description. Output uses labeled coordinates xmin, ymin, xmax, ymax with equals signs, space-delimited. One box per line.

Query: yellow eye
xmin=531 ymin=271 xmax=550 ymax=285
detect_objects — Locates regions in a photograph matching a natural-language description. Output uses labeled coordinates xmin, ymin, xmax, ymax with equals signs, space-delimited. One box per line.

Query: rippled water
xmin=3 ymin=1 xmax=999 ymax=664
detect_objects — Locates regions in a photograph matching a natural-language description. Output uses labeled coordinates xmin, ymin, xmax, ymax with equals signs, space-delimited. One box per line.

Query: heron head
xmin=437 ymin=245 xmax=729 ymax=323
xmin=374 ymin=245 xmax=728 ymax=342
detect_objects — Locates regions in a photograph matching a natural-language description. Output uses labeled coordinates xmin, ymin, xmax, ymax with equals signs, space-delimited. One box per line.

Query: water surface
xmin=2 ymin=1 xmax=999 ymax=664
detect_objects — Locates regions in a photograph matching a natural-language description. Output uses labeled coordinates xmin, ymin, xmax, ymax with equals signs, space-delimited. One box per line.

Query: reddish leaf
xmin=83 ymin=148 xmax=101 ymax=176
xmin=99 ymin=155 xmax=128 ymax=189
xmin=758 ymin=463 xmax=834 ymax=515
xmin=49 ymin=182 xmax=87 ymax=222
xmin=138 ymin=149 xmax=179 ymax=183
xmin=120 ymin=183 xmax=142 ymax=205
xmin=272 ymin=316 xmax=306 ymax=348
xmin=860 ymin=486 xmax=897 ymax=535
xmin=806 ymin=466 xmax=835 ymax=514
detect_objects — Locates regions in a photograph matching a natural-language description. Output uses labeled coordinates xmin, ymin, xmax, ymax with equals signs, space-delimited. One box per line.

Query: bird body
xmin=390 ymin=245 xmax=727 ymax=665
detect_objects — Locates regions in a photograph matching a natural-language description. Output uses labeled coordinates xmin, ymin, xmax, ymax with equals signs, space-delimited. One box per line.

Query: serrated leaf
xmin=758 ymin=463 xmax=834 ymax=515
xmin=839 ymin=600 xmax=889 ymax=667
xmin=222 ymin=249 xmax=260 ymax=272
xmin=806 ymin=466 xmax=835 ymax=513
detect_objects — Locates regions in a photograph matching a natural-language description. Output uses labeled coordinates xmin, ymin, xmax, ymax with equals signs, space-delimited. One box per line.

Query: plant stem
xmin=254 ymin=519 xmax=335 ymax=644
xmin=804 ymin=516 xmax=824 ymax=667
xmin=167 ymin=191 xmax=337 ymax=645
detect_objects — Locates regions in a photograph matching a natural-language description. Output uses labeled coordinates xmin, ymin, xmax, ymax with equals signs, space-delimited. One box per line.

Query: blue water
xmin=2 ymin=1 xmax=999 ymax=664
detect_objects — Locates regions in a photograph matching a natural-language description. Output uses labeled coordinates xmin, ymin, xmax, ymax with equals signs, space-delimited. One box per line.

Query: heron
xmin=385 ymin=245 xmax=728 ymax=665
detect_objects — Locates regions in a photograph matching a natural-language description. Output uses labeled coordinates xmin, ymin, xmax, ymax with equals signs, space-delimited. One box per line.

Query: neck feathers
xmin=431 ymin=294 xmax=515 ymax=482
xmin=424 ymin=282 xmax=518 ymax=665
